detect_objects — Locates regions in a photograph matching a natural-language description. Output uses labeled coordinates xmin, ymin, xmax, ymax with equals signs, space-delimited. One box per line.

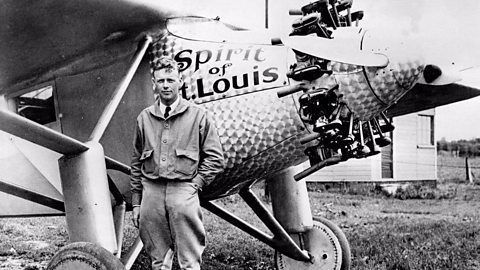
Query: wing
xmin=0 ymin=0 xmax=182 ymax=217
xmin=386 ymin=83 xmax=480 ymax=117
xmin=0 ymin=0 xmax=180 ymax=95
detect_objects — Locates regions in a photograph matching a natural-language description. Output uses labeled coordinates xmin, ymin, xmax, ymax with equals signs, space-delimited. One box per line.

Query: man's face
xmin=153 ymin=69 xmax=182 ymax=105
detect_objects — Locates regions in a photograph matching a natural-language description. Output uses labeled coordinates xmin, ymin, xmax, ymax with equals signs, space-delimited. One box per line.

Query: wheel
xmin=275 ymin=218 xmax=350 ymax=270
xmin=313 ymin=217 xmax=351 ymax=270
xmin=47 ymin=242 xmax=125 ymax=270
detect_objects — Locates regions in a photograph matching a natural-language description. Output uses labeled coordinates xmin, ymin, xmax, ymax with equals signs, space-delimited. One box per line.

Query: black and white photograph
xmin=0 ymin=0 xmax=479 ymax=269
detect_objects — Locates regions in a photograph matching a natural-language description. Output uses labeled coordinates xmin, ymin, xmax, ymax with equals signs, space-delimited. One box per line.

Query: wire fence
xmin=392 ymin=161 xmax=480 ymax=169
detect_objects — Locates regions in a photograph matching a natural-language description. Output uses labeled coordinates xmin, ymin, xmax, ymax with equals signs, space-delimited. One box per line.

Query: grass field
xmin=1 ymin=155 xmax=480 ymax=269
xmin=437 ymin=152 xmax=480 ymax=182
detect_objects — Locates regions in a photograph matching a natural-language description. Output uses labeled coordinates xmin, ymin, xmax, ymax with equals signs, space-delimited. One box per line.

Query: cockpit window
xmin=16 ymin=85 xmax=56 ymax=125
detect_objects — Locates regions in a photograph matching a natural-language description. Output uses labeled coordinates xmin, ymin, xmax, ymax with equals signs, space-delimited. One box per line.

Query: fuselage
xmin=152 ymin=28 xmax=425 ymax=199
xmin=0 ymin=11 xmax=428 ymax=212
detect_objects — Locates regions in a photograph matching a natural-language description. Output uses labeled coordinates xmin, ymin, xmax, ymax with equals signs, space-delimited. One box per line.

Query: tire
xmin=47 ymin=242 xmax=125 ymax=270
xmin=313 ymin=216 xmax=351 ymax=270
xmin=275 ymin=218 xmax=350 ymax=270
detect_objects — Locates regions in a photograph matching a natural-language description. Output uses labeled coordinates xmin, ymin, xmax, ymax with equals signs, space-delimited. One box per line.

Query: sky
xmin=193 ymin=0 xmax=480 ymax=141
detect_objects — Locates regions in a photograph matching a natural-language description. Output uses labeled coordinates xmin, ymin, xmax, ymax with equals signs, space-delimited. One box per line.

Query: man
xmin=130 ymin=56 xmax=225 ymax=270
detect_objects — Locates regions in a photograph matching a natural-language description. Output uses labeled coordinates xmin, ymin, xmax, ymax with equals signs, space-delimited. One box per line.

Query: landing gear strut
xmin=275 ymin=219 xmax=343 ymax=270
xmin=275 ymin=217 xmax=350 ymax=270
xmin=268 ymin=168 xmax=351 ymax=270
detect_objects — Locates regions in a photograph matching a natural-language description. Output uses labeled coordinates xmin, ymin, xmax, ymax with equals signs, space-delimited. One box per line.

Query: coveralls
xmin=130 ymin=98 xmax=225 ymax=270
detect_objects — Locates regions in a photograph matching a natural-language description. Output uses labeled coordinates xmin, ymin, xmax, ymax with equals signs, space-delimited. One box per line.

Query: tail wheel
xmin=275 ymin=218 xmax=351 ymax=270
xmin=47 ymin=242 xmax=125 ymax=270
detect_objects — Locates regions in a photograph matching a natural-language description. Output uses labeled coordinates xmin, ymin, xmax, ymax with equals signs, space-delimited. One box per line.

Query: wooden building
xmin=304 ymin=109 xmax=437 ymax=182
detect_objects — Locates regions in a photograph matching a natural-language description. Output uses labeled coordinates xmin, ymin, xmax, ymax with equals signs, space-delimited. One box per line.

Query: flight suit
xmin=130 ymin=98 xmax=225 ymax=270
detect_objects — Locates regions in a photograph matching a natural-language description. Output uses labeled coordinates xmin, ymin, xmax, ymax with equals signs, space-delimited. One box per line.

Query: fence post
xmin=466 ymin=157 xmax=474 ymax=184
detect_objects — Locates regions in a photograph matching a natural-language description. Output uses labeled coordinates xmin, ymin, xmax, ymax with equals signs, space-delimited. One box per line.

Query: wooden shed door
xmin=381 ymin=131 xmax=393 ymax=179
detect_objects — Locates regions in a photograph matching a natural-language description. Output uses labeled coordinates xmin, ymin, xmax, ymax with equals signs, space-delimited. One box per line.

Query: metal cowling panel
xmin=332 ymin=62 xmax=386 ymax=121
xmin=200 ymin=90 xmax=309 ymax=199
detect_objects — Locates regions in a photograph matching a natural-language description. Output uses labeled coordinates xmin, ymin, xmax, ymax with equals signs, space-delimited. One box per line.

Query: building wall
xmin=393 ymin=109 xmax=436 ymax=180
xmin=303 ymin=154 xmax=381 ymax=182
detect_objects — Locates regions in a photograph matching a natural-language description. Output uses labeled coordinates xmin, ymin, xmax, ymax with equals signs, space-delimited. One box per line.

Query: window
xmin=7 ymin=83 xmax=61 ymax=131
xmin=417 ymin=115 xmax=434 ymax=146
xmin=15 ymin=85 xmax=56 ymax=125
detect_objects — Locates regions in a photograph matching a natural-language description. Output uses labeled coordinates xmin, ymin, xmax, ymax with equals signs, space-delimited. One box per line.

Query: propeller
xmin=281 ymin=35 xmax=389 ymax=67
xmin=166 ymin=16 xmax=389 ymax=67
xmin=361 ymin=28 xmax=465 ymax=86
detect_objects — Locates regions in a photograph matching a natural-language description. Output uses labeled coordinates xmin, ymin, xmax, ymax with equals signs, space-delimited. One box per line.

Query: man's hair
xmin=154 ymin=56 xmax=180 ymax=74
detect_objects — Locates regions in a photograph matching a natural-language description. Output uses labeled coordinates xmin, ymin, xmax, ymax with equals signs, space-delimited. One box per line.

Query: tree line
xmin=437 ymin=138 xmax=480 ymax=157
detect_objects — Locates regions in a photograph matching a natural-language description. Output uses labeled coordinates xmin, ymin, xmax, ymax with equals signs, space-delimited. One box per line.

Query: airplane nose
xmin=330 ymin=29 xmax=425 ymax=121
xmin=332 ymin=57 xmax=424 ymax=121
xmin=331 ymin=62 xmax=387 ymax=121
xmin=364 ymin=57 xmax=424 ymax=104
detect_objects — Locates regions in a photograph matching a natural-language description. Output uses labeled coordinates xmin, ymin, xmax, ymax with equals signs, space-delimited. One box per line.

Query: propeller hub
xmin=423 ymin=64 xmax=442 ymax=83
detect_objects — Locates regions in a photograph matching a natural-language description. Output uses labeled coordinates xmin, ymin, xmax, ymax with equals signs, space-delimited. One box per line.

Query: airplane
xmin=0 ymin=0 xmax=479 ymax=269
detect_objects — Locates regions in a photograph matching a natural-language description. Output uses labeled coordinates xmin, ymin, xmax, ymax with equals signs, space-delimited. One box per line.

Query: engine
xmin=278 ymin=0 xmax=424 ymax=180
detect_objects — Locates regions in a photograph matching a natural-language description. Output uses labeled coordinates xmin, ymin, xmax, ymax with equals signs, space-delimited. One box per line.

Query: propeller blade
xmin=281 ymin=35 xmax=389 ymax=67
xmin=0 ymin=109 xmax=89 ymax=155
xmin=167 ymin=17 xmax=388 ymax=67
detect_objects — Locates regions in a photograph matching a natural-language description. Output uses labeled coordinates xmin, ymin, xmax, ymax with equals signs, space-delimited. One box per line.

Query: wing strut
xmin=0 ymin=36 xmax=151 ymax=255
xmin=0 ymin=109 xmax=89 ymax=155
xmin=0 ymin=181 xmax=65 ymax=214
xmin=89 ymin=35 xmax=153 ymax=142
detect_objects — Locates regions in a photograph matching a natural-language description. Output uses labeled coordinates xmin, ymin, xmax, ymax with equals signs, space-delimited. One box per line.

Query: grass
xmin=0 ymin=218 xmax=67 ymax=269
xmin=3 ymin=185 xmax=480 ymax=270
xmin=310 ymin=189 xmax=480 ymax=270
xmin=2 ymin=154 xmax=480 ymax=269
xmin=348 ymin=219 xmax=480 ymax=270
xmin=437 ymin=152 xmax=480 ymax=183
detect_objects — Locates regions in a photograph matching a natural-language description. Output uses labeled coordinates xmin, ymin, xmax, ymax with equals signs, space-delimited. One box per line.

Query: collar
xmin=149 ymin=97 xmax=189 ymax=119
xmin=159 ymin=98 xmax=179 ymax=115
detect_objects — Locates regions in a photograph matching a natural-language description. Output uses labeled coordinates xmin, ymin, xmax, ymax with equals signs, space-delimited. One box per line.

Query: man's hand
xmin=132 ymin=206 xmax=140 ymax=228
